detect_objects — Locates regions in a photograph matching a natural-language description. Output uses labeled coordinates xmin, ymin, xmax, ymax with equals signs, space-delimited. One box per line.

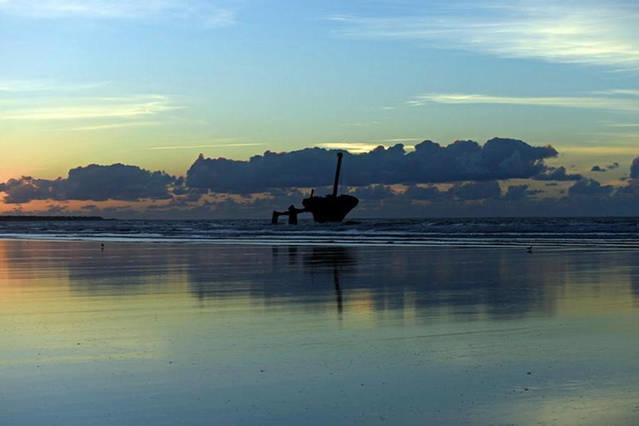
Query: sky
xmin=1 ymin=0 xmax=638 ymax=217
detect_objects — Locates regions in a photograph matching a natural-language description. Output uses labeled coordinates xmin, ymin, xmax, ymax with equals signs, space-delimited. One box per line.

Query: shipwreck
xmin=272 ymin=152 xmax=359 ymax=224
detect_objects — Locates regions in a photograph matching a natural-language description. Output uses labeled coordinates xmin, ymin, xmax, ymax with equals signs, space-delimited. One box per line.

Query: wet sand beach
xmin=2 ymin=239 xmax=639 ymax=425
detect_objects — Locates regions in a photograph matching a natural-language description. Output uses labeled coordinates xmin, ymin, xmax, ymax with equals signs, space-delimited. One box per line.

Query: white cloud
xmin=318 ymin=141 xmax=417 ymax=153
xmin=318 ymin=142 xmax=384 ymax=153
xmin=0 ymin=0 xmax=236 ymax=27
xmin=408 ymin=92 xmax=639 ymax=112
xmin=331 ymin=0 xmax=639 ymax=70
xmin=0 ymin=95 xmax=181 ymax=120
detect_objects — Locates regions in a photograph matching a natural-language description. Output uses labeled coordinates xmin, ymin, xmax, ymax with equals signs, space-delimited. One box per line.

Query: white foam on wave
xmin=1 ymin=218 xmax=638 ymax=250
xmin=2 ymin=233 xmax=639 ymax=251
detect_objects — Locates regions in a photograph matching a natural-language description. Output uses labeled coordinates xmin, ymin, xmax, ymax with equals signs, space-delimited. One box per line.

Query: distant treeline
xmin=0 ymin=216 xmax=105 ymax=222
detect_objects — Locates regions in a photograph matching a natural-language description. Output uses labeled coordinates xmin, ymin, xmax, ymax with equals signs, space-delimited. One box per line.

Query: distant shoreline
xmin=0 ymin=215 xmax=106 ymax=222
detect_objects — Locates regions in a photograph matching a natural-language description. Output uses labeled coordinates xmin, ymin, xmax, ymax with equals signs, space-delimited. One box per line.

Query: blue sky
xmin=1 ymin=0 xmax=638 ymax=216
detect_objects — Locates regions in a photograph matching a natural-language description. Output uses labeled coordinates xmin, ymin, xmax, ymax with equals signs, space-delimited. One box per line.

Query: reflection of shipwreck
xmin=272 ymin=152 xmax=359 ymax=224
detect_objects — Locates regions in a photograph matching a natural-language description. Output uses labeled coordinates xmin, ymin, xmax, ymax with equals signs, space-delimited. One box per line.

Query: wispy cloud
xmin=69 ymin=121 xmax=161 ymax=131
xmin=408 ymin=91 xmax=639 ymax=112
xmin=603 ymin=122 xmax=639 ymax=128
xmin=594 ymin=89 xmax=639 ymax=97
xmin=0 ymin=0 xmax=236 ymax=27
xmin=331 ymin=0 xmax=639 ymax=70
xmin=0 ymin=95 xmax=181 ymax=120
xmin=559 ymin=146 xmax=639 ymax=155
xmin=590 ymin=132 xmax=639 ymax=140
xmin=0 ymin=80 xmax=108 ymax=93
xmin=149 ymin=143 xmax=264 ymax=150
xmin=381 ymin=138 xmax=422 ymax=143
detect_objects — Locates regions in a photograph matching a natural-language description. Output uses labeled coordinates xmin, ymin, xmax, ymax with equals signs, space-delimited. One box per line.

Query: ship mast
xmin=332 ymin=152 xmax=343 ymax=197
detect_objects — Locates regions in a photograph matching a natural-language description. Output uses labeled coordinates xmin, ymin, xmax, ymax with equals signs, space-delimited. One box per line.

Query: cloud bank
xmin=533 ymin=166 xmax=582 ymax=181
xmin=632 ymin=157 xmax=639 ymax=179
xmin=2 ymin=143 xmax=638 ymax=218
xmin=186 ymin=138 xmax=558 ymax=193
xmin=0 ymin=164 xmax=175 ymax=203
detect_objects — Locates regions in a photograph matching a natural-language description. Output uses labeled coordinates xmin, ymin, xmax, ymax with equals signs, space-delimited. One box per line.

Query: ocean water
xmin=0 ymin=217 xmax=638 ymax=249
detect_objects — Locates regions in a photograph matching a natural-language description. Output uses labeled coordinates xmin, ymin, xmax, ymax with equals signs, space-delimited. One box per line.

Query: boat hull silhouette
xmin=272 ymin=152 xmax=359 ymax=224
xmin=302 ymin=194 xmax=359 ymax=223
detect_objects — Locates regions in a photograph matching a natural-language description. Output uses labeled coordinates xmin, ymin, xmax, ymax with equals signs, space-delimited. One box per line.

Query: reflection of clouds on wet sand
xmin=631 ymin=253 xmax=639 ymax=304
xmin=3 ymin=240 xmax=638 ymax=321
xmin=2 ymin=240 xmax=639 ymax=425
xmin=487 ymin=388 xmax=639 ymax=425
xmin=184 ymin=245 xmax=639 ymax=322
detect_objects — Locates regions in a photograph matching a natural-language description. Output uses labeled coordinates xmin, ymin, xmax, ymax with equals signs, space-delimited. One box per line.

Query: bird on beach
xmin=526 ymin=246 xmax=533 ymax=253
xmin=100 ymin=243 xmax=105 ymax=251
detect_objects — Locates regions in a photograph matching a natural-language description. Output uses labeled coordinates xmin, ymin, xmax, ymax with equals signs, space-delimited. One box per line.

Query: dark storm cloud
xmin=568 ymin=178 xmax=614 ymax=197
xmin=186 ymin=138 xmax=559 ymax=193
xmin=502 ymin=185 xmax=539 ymax=201
xmin=354 ymin=181 xmax=537 ymax=203
xmin=349 ymin=184 xmax=396 ymax=200
xmin=631 ymin=157 xmax=639 ymax=179
xmin=403 ymin=185 xmax=446 ymax=201
xmin=65 ymin=164 xmax=175 ymax=201
xmin=0 ymin=177 xmax=60 ymax=204
xmin=533 ymin=166 xmax=582 ymax=181
xmin=0 ymin=164 xmax=175 ymax=203
xmin=591 ymin=162 xmax=620 ymax=173
xmin=448 ymin=181 xmax=502 ymax=201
